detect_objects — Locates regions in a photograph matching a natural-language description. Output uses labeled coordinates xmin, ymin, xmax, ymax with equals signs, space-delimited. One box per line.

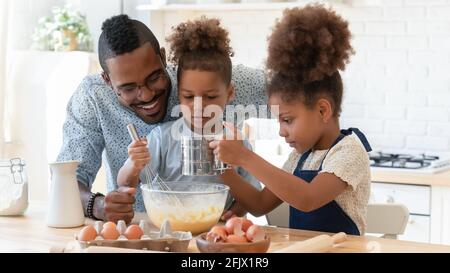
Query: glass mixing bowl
xmin=141 ymin=182 xmax=229 ymax=234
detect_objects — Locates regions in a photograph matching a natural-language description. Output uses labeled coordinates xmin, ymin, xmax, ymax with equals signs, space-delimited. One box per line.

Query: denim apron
xmin=289 ymin=128 xmax=372 ymax=235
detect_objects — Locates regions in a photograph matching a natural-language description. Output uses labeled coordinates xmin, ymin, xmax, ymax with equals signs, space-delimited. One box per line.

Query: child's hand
xmin=209 ymin=122 xmax=248 ymax=167
xmin=127 ymin=138 xmax=151 ymax=175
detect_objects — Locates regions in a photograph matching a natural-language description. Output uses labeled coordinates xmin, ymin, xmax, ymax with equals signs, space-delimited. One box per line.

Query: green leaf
xmin=31 ymin=5 xmax=93 ymax=51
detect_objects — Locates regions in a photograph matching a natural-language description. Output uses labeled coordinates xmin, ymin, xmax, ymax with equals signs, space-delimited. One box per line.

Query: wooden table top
xmin=1 ymin=203 xmax=450 ymax=253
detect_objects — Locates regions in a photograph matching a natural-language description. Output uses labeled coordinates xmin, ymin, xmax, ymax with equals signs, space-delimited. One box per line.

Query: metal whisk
xmin=126 ymin=124 xmax=182 ymax=206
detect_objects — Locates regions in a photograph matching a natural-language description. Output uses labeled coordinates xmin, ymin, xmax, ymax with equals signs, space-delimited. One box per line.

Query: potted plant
xmin=31 ymin=6 xmax=92 ymax=52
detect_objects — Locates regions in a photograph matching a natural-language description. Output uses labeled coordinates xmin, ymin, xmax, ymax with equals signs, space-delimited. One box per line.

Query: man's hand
xmin=95 ymin=186 xmax=136 ymax=224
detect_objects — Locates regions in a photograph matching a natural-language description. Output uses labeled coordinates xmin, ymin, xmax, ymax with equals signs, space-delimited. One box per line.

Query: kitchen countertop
xmin=1 ymin=203 xmax=450 ymax=253
xmin=371 ymin=169 xmax=450 ymax=187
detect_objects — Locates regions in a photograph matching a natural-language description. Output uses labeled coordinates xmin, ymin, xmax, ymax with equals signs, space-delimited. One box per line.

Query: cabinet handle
xmin=387 ymin=195 xmax=395 ymax=203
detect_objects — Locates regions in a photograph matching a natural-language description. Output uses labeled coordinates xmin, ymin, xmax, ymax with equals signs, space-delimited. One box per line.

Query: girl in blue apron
xmin=288 ymin=128 xmax=371 ymax=235
xmin=211 ymin=4 xmax=372 ymax=235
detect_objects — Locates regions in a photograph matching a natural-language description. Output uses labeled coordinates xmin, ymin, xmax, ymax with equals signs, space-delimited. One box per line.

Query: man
xmin=57 ymin=14 xmax=267 ymax=223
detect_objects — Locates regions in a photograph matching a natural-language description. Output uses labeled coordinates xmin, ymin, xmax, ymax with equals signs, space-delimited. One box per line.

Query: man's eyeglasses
xmin=115 ymin=70 xmax=167 ymax=101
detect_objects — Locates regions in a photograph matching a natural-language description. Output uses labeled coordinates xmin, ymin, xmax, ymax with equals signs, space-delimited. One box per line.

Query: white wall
xmin=337 ymin=1 xmax=450 ymax=157
xmin=2 ymin=0 xmax=65 ymax=202
xmin=67 ymin=0 xmax=123 ymax=52
xmin=68 ymin=0 xmax=150 ymax=52
xmin=1 ymin=0 xmax=137 ymax=202
xmin=0 ymin=1 xmax=9 ymax=157
xmin=5 ymin=0 xmax=66 ymax=51
xmin=2 ymin=0 xmax=131 ymax=52
xmin=4 ymin=51 xmax=101 ymax=202
xmin=145 ymin=0 xmax=450 ymax=157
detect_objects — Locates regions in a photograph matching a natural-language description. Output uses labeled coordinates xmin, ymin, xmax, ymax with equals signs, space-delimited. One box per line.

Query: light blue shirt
xmin=57 ymin=65 xmax=267 ymax=211
xmin=145 ymin=118 xmax=262 ymax=210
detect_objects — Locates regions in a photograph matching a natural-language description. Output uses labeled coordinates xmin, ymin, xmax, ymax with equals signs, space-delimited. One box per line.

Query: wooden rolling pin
xmin=274 ymin=232 xmax=346 ymax=253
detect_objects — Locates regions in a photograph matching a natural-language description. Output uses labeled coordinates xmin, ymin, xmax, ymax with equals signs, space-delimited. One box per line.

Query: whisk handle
xmin=127 ymin=124 xmax=140 ymax=141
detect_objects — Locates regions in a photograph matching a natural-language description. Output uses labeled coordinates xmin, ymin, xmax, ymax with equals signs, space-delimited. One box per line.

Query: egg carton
xmin=76 ymin=220 xmax=192 ymax=252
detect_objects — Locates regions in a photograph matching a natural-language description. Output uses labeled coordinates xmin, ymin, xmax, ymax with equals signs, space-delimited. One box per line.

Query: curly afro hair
xmin=266 ymin=4 xmax=354 ymax=116
xmin=166 ymin=16 xmax=234 ymax=85
xmin=99 ymin=14 xmax=161 ymax=72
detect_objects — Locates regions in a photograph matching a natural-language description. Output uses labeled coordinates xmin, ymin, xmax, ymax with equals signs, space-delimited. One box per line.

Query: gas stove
xmin=369 ymin=151 xmax=450 ymax=174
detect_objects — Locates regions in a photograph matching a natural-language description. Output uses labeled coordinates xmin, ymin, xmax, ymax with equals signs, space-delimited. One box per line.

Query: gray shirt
xmin=57 ymin=65 xmax=267 ymax=211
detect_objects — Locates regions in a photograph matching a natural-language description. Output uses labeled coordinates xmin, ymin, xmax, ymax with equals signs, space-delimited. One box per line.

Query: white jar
xmin=0 ymin=158 xmax=28 ymax=216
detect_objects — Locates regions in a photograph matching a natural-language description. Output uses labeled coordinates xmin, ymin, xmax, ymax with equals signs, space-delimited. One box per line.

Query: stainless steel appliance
xmin=369 ymin=151 xmax=450 ymax=174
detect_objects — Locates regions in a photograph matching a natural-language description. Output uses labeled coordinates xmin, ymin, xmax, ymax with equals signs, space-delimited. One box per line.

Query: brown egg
xmin=225 ymin=217 xmax=244 ymax=236
xmin=124 ymin=225 xmax=144 ymax=240
xmin=246 ymin=225 xmax=265 ymax=242
xmin=103 ymin=221 xmax=117 ymax=229
xmin=226 ymin=234 xmax=248 ymax=244
xmin=101 ymin=227 xmax=120 ymax=240
xmin=241 ymin=218 xmax=253 ymax=232
xmin=77 ymin=225 xmax=97 ymax=241
xmin=206 ymin=226 xmax=228 ymax=243
xmin=210 ymin=226 xmax=227 ymax=237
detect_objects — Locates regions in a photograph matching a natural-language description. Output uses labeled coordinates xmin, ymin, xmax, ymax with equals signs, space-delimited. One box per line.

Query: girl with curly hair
xmin=117 ymin=17 xmax=261 ymax=219
xmin=210 ymin=4 xmax=372 ymax=235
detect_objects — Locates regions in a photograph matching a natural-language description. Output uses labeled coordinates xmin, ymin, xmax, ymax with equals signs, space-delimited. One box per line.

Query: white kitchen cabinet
xmin=398 ymin=215 xmax=430 ymax=243
xmin=370 ymin=182 xmax=431 ymax=215
xmin=371 ymin=182 xmax=450 ymax=245
xmin=431 ymin=186 xmax=450 ymax=245
xmin=370 ymin=182 xmax=432 ymax=243
xmin=442 ymin=190 xmax=450 ymax=245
